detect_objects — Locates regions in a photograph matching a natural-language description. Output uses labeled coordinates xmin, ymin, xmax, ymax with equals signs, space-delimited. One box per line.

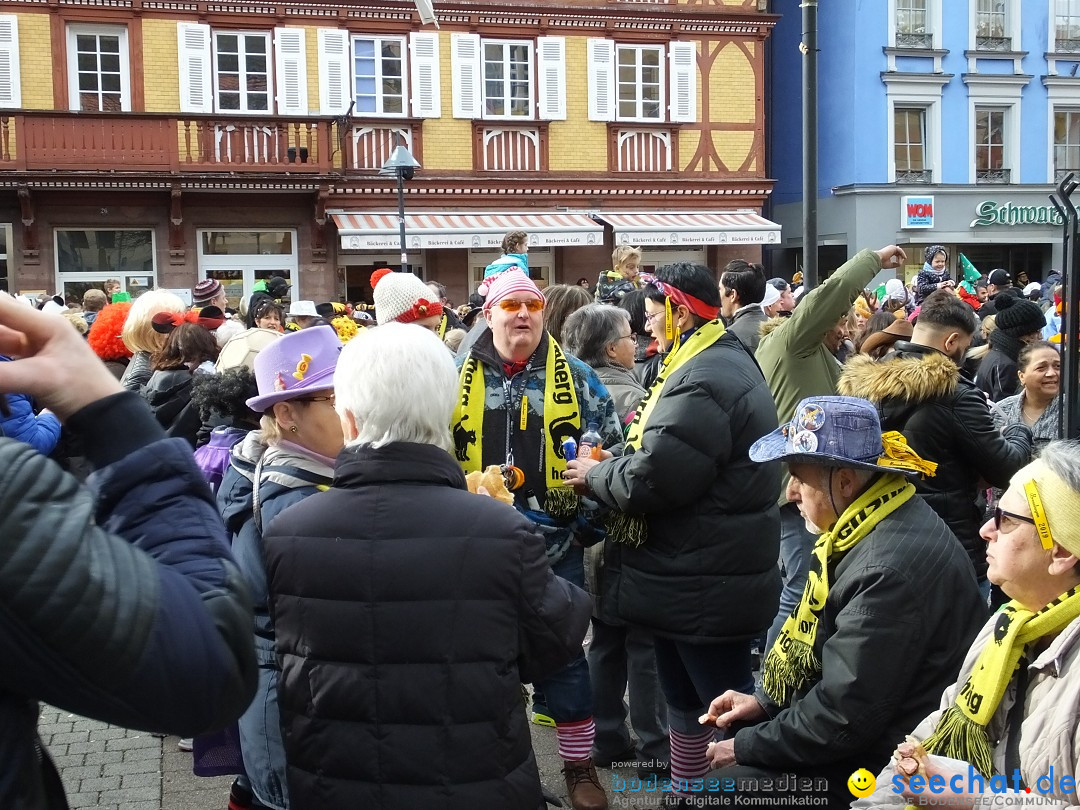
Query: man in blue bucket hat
xmin=687 ymin=396 xmax=984 ymax=809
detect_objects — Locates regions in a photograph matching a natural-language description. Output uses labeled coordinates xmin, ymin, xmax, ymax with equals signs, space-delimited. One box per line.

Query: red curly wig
xmin=87 ymin=301 xmax=134 ymax=362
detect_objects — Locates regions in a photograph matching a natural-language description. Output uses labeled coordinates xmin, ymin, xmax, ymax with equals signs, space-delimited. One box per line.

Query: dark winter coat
xmin=838 ymin=343 xmax=1034 ymax=579
xmin=139 ymin=367 xmax=202 ymax=447
xmin=733 ymin=495 xmax=984 ymax=807
xmin=262 ymin=441 xmax=592 ymax=810
xmin=1 ymin=392 xmax=256 ymax=810
xmin=586 ymin=329 xmax=782 ymax=642
xmin=976 ymin=329 xmax=1025 ymax=403
xmin=725 ymin=305 xmax=768 ymax=354
xmin=119 ymin=350 xmax=152 ymax=391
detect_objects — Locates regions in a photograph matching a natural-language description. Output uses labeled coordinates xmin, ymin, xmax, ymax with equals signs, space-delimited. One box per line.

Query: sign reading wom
xmin=902 ymin=196 xmax=934 ymax=229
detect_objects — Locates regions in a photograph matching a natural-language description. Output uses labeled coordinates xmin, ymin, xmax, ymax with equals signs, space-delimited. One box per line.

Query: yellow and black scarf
xmin=762 ymin=473 xmax=915 ymax=706
xmin=604 ymin=319 xmax=727 ymax=547
xmin=452 ymin=335 xmax=580 ymax=520
xmin=920 ymin=587 xmax=1080 ymax=778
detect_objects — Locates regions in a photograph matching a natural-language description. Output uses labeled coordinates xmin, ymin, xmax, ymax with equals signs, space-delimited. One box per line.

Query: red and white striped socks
xmin=669 ymin=728 xmax=713 ymax=794
xmin=556 ymin=717 xmax=596 ymax=762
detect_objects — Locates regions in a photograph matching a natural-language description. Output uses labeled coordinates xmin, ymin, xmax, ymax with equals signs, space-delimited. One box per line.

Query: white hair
xmin=335 ymin=322 xmax=458 ymax=453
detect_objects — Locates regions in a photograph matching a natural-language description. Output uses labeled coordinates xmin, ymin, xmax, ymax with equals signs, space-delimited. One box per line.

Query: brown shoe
xmin=562 ymin=758 xmax=609 ymax=810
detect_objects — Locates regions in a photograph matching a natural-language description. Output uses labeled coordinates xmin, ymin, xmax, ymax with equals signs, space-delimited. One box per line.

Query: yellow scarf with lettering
xmin=605 ymin=319 xmax=727 ymax=546
xmin=921 ymin=588 xmax=1080 ymax=778
xmin=452 ymin=335 xmax=580 ymax=520
xmin=762 ymin=473 xmax=915 ymax=706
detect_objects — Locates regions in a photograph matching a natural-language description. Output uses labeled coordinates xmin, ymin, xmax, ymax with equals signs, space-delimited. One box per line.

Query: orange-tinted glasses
xmin=497 ymin=298 xmax=545 ymax=313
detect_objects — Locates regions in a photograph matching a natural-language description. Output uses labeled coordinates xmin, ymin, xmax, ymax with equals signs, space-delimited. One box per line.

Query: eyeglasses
xmin=295 ymin=393 xmax=335 ymax=405
xmin=644 ymin=311 xmax=666 ymax=324
xmin=616 ymin=333 xmax=635 ymax=342
xmin=497 ymin=298 xmax=545 ymax=313
xmin=994 ymin=506 xmax=1036 ymax=531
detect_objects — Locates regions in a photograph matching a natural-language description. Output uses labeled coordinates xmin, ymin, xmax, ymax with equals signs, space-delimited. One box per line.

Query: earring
xmin=289 ymin=426 xmax=298 ymax=433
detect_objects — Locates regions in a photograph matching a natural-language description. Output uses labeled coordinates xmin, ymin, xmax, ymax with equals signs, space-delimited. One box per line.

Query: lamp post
xmin=379 ymin=145 xmax=421 ymax=274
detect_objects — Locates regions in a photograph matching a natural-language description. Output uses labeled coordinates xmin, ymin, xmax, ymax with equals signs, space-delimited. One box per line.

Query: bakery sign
xmin=970 ymin=199 xmax=1080 ymax=228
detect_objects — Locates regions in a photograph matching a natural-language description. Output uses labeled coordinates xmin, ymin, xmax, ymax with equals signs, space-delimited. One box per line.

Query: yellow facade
xmin=17 ymin=12 xmax=51 ymax=110
xmin=418 ymin=30 xmax=472 ymax=171
xmin=143 ymin=18 xmax=179 ymax=113
xmin=547 ymin=36 xmax=608 ymax=172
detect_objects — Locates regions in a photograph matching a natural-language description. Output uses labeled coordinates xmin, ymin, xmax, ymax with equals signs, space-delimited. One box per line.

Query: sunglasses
xmin=498 ymin=298 xmax=544 ymax=313
xmin=994 ymin=506 xmax=1036 ymax=531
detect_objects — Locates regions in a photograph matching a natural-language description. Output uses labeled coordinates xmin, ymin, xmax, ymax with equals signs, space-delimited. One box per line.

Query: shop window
xmin=55 ymin=228 xmax=155 ymax=303
xmin=198 ymin=229 xmax=298 ymax=307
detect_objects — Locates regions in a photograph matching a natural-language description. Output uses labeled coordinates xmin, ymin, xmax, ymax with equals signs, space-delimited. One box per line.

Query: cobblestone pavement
xmin=39 ymin=703 xmax=664 ymax=809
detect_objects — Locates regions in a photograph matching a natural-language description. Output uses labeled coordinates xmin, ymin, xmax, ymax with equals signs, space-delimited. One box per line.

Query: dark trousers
xmin=652 ymin=637 xmax=753 ymax=735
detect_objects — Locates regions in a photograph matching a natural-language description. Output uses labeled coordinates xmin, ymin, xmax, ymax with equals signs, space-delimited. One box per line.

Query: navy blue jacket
xmin=0 ymin=392 xmax=257 ymax=810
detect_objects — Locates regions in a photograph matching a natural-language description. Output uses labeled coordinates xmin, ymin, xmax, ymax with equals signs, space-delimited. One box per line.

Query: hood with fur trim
xmin=758 ymin=316 xmax=787 ymax=340
xmin=837 ymin=349 xmax=959 ymax=405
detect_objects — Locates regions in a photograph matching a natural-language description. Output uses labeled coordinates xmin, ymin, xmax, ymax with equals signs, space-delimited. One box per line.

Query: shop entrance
xmin=954 ymin=243 xmax=1050 ymax=285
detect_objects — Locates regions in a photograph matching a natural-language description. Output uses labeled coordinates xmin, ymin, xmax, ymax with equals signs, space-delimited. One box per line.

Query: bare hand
xmin=0 ymin=292 xmax=122 ymax=420
xmin=875 ymin=245 xmax=907 ymax=270
xmin=563 ymin=457 xmax=600 ymax=494
xmin=891 ymin=744 xmax=980 ymax=808
xmin=706 ymin=739 xmax=736 ymax=769
xmin=699 ymin=691 xmax=767 ymax=730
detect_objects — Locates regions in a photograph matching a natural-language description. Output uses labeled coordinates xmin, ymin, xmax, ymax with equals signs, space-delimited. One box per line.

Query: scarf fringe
xmin=761 ymin=641 xmax=819 ymax=707
xmin=605 ymin=511 xmax=647 ymax=547
xmin=921 ymin=705 xmax=995 ymax=779
xmin=545 ymin=487 xmax=579 ymax=522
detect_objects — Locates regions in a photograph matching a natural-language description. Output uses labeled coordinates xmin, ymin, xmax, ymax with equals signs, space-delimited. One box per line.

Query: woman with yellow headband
xmin=854 ymin=440 xmax=1080 ymax=807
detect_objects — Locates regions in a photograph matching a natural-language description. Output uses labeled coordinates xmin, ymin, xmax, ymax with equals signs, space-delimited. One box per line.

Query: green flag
xmin=875 ymin=283 xmax=887 ymax=301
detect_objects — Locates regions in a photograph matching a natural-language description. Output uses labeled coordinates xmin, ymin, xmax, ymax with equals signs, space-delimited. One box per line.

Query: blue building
xmin=768 ymin=0 xmax=1079 ymax=284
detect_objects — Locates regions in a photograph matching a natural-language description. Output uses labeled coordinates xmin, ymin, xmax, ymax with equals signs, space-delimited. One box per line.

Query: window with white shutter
xmin=0 ymin=16 xmax=21 ymax=109
xmin=668 ymin=41 xmax=696 ymax=123
xmin=213 ymin=31 xmax=272 ymax=113
xmin=178 ymin=23 xmax=212 ymax=114
xmin=481 ymin=39 xmax=532 ymax=119
xmin=274 ymin=28 xmax=308 ymax=116
xmin=536 ymin=36 xmax=565 ymax=121
xmin=410 ymin=32 xmax=440 ymax=118
xmin=616 ymin=44 xmax=664 ymax=122
xmin=318 ymin=28 xmax=351 ymax=114
xmin=451 ymin=32 xmax=480 ymax=119
xmin=587 ymin=38 xmax=615 ymax=122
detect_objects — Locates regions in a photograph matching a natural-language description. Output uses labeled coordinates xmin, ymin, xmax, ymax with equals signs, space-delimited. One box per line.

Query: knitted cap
xmin=193 ymin=278 xmax=223 ymax=305
xmin=478 ymin=253 xmax=528 ymax=296
xmin=994 ymin=296 xmax=1045 ymax=337
xmin=482 ymin=269 xmax=544 ymax=312
xmin=371 ymin=268 xmax=443 ymax=325
xmin=761 ymin=283 xmax=780 ymax=308
xmin=924 ymin=244 xmax=948 ymax=264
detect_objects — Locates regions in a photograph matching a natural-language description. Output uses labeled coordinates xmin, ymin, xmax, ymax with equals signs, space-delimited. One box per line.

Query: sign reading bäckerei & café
xmin=970 ymin=199 xmax=1078 ymax=228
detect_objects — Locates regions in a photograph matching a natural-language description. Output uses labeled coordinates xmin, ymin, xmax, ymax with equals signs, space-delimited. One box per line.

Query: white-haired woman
xmin=217 ymin=325 xmax=344 ymax=810
xmin=260 ymin=322 xmax=591 ymax=810
xmin=562 ymin=303 xmax=645 ymax=422
xmin=119 ymin=290 xmax=186 ymax=391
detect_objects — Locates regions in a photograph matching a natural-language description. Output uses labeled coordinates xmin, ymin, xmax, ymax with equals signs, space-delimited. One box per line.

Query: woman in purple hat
xmin=217 ymin=325 xmax=345 ymax=810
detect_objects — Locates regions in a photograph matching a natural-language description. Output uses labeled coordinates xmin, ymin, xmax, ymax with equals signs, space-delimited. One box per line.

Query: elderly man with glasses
xmin=452 ymin=269 xmax=623 ymax=810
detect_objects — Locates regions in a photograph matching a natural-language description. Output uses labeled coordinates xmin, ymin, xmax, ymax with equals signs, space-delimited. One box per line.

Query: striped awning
xmin=332 ymin=211 xmax=604 ymax=251
xmin=593 ymin=211 xmax=781 ymax=246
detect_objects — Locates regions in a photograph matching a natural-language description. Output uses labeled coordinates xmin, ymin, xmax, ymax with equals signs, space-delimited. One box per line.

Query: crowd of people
xmin=3 ymin=233 xmax=1079 ymax=810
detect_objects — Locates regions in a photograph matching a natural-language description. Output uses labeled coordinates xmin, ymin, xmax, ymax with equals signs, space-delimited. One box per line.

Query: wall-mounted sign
xmin=970 ymin=199 xmax=1080 ymax=228
xmin=902 ymin=195 xmax=934 ymax=229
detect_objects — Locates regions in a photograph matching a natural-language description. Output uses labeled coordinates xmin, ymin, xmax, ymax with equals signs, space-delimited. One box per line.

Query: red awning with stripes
xmin=332 ymin=211 xmax=603 ymax=251
xmin=593 ymin=211 xmax=781 ymax=246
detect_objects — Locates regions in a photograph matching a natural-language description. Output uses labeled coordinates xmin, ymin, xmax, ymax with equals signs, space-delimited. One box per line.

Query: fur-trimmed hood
xmin=837 ymin=347 xmax=959 ymax=405
xmin=759 ymin=316 xmax=787 ymax=340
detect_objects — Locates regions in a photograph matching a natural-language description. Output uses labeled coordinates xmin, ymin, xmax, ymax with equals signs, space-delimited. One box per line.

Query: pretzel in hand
xmin=466 ymin=465 xmax=515 ymax=505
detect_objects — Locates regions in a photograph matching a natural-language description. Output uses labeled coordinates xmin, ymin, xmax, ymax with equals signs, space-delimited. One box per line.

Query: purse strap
xmin=251 ymin=452 xmax=267 ymax=535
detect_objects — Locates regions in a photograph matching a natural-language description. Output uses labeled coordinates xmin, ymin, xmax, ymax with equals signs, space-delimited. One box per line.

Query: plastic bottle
xmin=561 ymin=436 xmax=577 ymax=462
xmin=578 ymin=423 xmax=603 ymax=461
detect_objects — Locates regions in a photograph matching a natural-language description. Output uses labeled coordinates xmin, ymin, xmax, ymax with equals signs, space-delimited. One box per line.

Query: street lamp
xmin=379 ymin=145 xmax=421 ymax=274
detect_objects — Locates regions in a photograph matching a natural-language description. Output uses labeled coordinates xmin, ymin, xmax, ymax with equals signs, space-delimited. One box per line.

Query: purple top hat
xmin=246 ymin=325 xmax=341 ymax=413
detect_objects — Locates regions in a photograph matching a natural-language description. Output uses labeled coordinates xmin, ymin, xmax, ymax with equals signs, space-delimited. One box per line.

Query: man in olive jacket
xmin=756 ymin=246 xmax=908 ymax=650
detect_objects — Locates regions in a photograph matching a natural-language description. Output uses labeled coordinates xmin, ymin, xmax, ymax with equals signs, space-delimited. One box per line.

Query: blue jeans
xmin=765 ymin=503 xmax=816 ymax=654
xmin=238 ymin=651 xmax=289 ymax=810
xmin=533 ymin=546 xmax=594 ymax=723
xmin=652 ymin=637 xmax=753 ymax=735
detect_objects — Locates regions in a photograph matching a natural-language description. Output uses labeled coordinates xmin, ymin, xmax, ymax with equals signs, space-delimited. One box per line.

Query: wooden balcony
xmin=0 ymin=111 xmax=424 ymax=175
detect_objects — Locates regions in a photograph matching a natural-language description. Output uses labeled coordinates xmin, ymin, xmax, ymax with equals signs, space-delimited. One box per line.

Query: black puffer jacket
xmin=585 ymin=329 xmax=781 ymax=643
xmin=838 ymin=342 xmax=1033 ymax=579
xmin=263 ymin=442 xmax=591 ymax=810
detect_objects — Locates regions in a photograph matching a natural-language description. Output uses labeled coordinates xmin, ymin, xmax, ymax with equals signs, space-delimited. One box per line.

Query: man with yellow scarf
xmin=855 ymin=440 xmax=1080 ymax=808
xmin=693 ymin=396 xmax=984 ymax=809
xmin=453 ymin=268 xmax=622 ymax=810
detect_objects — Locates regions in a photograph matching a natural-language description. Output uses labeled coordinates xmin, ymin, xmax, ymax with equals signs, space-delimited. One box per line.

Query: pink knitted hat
xmin=482 ymin=270 xmax=544 ymax=311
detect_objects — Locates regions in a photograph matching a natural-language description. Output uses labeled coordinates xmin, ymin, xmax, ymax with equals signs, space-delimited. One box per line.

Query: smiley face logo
xmin=848 ymin=768 xmax=876 ymax=798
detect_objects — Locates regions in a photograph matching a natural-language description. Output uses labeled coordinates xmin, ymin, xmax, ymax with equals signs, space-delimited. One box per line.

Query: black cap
xmin=988 ymin=269 xmax=1011 ymax=287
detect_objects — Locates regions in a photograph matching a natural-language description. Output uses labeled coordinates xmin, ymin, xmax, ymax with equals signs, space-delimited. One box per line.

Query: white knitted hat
xmin=371 ymin=268 xmax=443 ymax=325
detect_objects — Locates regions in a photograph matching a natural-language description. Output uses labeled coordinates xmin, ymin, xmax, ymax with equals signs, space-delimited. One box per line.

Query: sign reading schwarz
xmin=970 ymin=199 xmax=1080 ymax=228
